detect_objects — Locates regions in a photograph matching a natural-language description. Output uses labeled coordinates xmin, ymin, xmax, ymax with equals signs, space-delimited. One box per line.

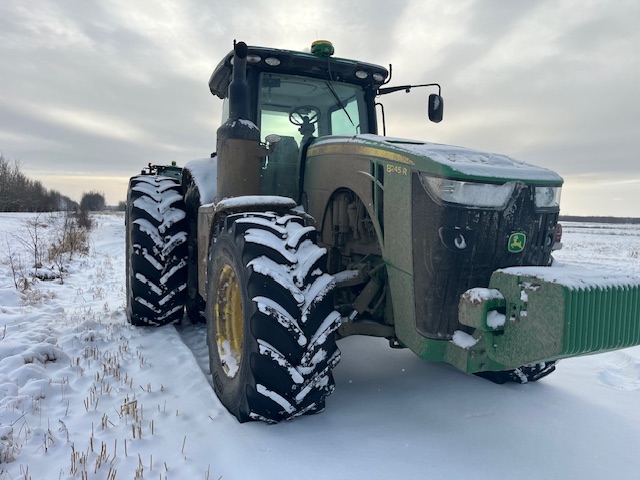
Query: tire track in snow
xmin=598 ymin=351 xmax=640 ymax=390
xmin=174 ymin=322 xmax=213 ymax=387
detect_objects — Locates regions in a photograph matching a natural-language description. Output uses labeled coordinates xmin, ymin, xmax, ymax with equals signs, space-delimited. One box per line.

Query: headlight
xmin=420 ymin=175 xmax=515 ymax=208
xmin=535 ymin=186 xmax=562 ymax=208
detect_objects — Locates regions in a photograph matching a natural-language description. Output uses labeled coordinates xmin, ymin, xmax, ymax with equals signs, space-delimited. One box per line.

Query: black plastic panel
xmin=411 ymin=173 xmax=559 ymax=339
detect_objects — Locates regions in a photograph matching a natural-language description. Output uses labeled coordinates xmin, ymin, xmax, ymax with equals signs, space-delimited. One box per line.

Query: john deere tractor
xmin=125 ymin=40 xmax=640 ymax=423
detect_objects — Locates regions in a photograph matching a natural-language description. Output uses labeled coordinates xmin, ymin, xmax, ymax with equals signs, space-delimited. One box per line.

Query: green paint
xmin=508 ymin=233 xmax=527 ymax=253
xmin=450 ymin=268 xmax=640 ymax=372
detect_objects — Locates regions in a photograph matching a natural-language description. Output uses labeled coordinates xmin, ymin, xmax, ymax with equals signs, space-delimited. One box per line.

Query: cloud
xmin=1 ymin=0 xmax=639 ymax=215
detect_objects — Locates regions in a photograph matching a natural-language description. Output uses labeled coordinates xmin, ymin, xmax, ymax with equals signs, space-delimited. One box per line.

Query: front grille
xmin=411 ymin=173 xmax=558 ymax=338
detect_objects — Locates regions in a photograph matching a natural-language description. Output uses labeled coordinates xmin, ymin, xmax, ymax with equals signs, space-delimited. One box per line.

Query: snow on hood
xmin=313 ymin=134 xmax=563 ymax=183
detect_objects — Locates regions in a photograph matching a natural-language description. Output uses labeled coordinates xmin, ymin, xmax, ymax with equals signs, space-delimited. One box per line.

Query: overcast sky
xmin=1 ymin=0 xmax=639 ymax=216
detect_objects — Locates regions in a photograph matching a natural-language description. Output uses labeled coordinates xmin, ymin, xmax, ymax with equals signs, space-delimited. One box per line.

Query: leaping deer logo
xmin=508 ymin=233 xmax=526 ymax=253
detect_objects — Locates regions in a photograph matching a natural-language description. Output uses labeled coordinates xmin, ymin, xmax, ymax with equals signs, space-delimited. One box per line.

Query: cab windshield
xmin=258 ymin=72 xmax=368 ymax=144
xmin=256 ymin=72 xmax=368 ymax=199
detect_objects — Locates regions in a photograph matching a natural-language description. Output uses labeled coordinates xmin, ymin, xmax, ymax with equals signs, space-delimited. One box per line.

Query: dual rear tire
xmin=125 ymin=175 xmax=188 ymax=326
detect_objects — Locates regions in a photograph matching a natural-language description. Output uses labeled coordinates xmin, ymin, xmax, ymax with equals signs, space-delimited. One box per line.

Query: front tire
xmin=206 ymin=212 xmax=341 ymax=423
xmin=125 ymin=175 xmax=188 ymax=326
xmin=475 ymin=362 xmax=557 ymax=384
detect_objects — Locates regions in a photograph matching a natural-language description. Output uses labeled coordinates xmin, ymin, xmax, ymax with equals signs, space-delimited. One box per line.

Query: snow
xmin=451 ymin=330 xmax=478 ymax=349
xmin=398 ymin=140 xmax=563 ymax=182
xmin=248 ymin=256 xmax=306 ymax=305
xmin=218 ymin=339 xmax=240 ymax=378
xmin=234 ymin=119 xmax=258 ymax=131
xmin=1 ymin=214 xmax=640 ymax=479
xmin=184 ymin=157 xmax=217 ymax=205
xmin=130 ymin=179 xmax=186 ymax=227
xmin=332 ymin=269 xmax=360 ymax=283
xmin=312 ymin=134 xmax=564 ymax=182
xmin=486 ymin=310 xmax=507 ymax=329
xmin=206 ymin=195 xmax=296 ymax=211
xmin=497 ymin=262 xmax=640 ymax=290
xmin=462 ymin=287 xmax=504 ymax=303
xmin=255 ymin=297 xmax=307 ymax=347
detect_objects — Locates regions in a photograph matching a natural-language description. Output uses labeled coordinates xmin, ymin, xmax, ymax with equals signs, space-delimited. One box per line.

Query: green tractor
xmin=125 ymin=40 xmax=640 ymax=423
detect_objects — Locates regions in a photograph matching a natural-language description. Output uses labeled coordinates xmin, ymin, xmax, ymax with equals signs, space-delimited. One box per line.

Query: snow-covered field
xmin=1 ymin=213 xmax=640 ymax=480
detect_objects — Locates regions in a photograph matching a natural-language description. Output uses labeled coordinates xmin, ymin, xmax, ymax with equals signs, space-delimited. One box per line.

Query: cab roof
xmin=208 ymin=44 xmax=389 ymax=98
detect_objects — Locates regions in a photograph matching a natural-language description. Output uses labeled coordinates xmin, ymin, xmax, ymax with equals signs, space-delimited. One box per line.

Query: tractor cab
xmin=208 ymin=41 xmax=388 ymax=200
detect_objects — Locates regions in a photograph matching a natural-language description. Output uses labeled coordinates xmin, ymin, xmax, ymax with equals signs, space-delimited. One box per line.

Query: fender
xmin=196 ymin=196 xmax=297 ymax=299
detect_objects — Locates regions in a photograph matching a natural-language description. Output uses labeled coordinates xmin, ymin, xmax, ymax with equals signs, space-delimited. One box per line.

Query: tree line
xmin=0 ymin=154 xmax=106 ymax=213
xmin=559 ymin=215 xmax=640 ymax=224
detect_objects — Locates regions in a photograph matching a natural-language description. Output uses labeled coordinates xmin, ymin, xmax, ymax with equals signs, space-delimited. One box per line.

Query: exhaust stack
xmin=215 ymin=41 xmax=265 ymax=201
xmin=228 ymin=41 xmax=250 ymax=121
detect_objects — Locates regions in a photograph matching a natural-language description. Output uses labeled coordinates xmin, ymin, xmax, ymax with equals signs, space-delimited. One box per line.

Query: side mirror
xmin=428 ymin=94 xmax=444 ymax=123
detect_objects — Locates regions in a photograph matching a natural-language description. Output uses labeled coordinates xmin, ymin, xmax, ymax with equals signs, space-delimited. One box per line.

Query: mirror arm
xmin=378 ymin=83 xmax=441 ymax=96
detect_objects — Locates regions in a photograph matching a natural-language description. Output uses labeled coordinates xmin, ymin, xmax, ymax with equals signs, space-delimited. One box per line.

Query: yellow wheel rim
xmin=214 ymin=264 xmax=243 ymax=378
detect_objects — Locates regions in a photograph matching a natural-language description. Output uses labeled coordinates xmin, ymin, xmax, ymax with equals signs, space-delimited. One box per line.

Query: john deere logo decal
xmin=508 ymin=233 xmax=526 ymax=253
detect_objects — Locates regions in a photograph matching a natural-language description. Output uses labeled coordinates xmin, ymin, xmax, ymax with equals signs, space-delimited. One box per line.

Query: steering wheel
xmin=289 ymin=105 xmax=321 ymax=126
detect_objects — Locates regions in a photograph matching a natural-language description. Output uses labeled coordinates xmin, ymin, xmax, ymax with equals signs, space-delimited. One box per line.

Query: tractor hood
xmin=309 ymin=134 xmax=563 ymax=185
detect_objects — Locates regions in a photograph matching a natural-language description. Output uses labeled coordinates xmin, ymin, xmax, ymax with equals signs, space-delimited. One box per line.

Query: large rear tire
xmin=206 ymin=212 xmax=341 ymax=423
xmin=125 ymin=175 xmax=188 ymax=326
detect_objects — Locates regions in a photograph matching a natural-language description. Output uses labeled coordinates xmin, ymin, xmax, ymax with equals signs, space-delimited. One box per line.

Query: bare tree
xmin=0 ymin=153 xmax=79 ymax=212
xmin=80 ymin=191 xmax=106 ymax=212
